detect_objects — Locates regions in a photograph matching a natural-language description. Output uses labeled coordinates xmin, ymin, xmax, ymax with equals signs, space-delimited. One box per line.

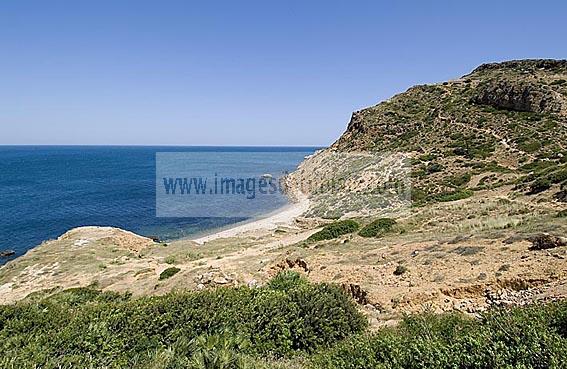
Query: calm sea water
xmin=0 ymin=146 xmax=317 ymax=263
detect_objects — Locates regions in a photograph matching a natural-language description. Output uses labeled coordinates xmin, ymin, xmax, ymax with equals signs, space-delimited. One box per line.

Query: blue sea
xmin=0 ymin=146 xmax=317 ymax=263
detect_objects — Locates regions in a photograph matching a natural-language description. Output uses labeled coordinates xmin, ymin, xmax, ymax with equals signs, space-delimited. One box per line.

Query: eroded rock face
xmin=341 ymin=283 xmax=369 ymax=305
xmin=271 ymin=257 xmax=310 ymax=274
xmin=471 ymin=80 xmax=562 ymax=113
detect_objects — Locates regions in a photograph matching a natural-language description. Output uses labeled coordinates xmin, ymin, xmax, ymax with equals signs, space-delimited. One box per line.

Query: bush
xmin=310 ymin=302 xmax=567 ymax=369
xmin=432 ymin=189 xmax=474 ymax=202
xmin=0 ymin=276 xmax=367 ymax=367
xmin=426 ymin=163 xmax=443 ymax=174
xmin=523 ymin=164 xmax=567 ymax=194
xmin=529 ymin=177 xmax=552 ymax=194
xmin=418 ymin=153 xmax=437 ymax=162
xmin=164 ymin=255 xmax=176 ymax=264
xmin=411 ymin=188 xmax=428 ymax=205
xmin=520 ymin=160 xmax=555 ymax=173
xmin=159 ymin=267 xmax=181 ymax=280
xmin=449 ymin=133 xmax=496 ymax=159
xmin=359 ymin=218 xmax=397 ymax=238
xmin=547 ymin=168 xmax=567 ymax=184
xmin=267 ymin=271 xmax=308 ymax=292
xmin=3 ymin=284 xmax=567 ymax=369
xmin=557 ymin=209 xmax=567 ymax=218
xmin=393 ymin=265 xmax=408 ymax=276
xmin=413 ymin=188 xmax=474 ymax=205
xmin=529 ymin=234 xmax=565 ymax=250
xmin=445 ymin=172 xmax=472 ymax=187
xmin=307 ymin=220 xmax=360 ymax=242
xmin=517 ymin=140 xmax=542 ymax=154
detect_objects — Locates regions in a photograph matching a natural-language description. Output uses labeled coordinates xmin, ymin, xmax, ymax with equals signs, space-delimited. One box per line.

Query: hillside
xmin=289 ymin=59 xmax=567 ymax=218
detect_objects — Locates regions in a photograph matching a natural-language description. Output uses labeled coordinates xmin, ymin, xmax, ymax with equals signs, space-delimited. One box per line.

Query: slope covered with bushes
xmin=2 ymin=274 xmax=567 ymax=368
xmin=311 ymin=302 xmax=567 ymax=369
xmin=288 ymin=59 xmax=567 ymax=218
xmin=0 ymin=273 xmax=365 ymax=368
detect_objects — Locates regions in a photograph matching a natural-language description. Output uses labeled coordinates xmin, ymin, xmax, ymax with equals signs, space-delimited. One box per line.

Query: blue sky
xmin=1 ymin=0 xmax=565 ymax=146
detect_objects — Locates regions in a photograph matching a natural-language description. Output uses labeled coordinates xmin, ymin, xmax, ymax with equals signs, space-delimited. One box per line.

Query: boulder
xmin=0 ymin=249 xmax=15 ymax=258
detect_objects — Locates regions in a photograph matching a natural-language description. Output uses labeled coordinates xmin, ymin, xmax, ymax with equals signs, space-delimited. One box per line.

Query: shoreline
xmin=191 ymin=194 xmax=310 ymax=244
xmin=0 ymin=195 xmax=310 ymax=267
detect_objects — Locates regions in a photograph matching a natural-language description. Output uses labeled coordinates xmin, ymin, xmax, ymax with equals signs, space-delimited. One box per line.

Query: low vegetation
xmin=550 ymin=79 xmax=566 ymax=86
xmin=159 ymin=266 xmax=181 ymax=280
xmin=311 ymin=303 xmax=567 ymax=369
xmin=444 ymin=172 xmax=472 ymax=188
xmin=2 ymin=278 xmax=567 ymax=369
xmin=0 ymin=273 xmax=366 ymax=368
xmin=432 ymin=189 xmax=474 ymax=202
xmin=412 ymin=188 xmax=475 ymax=206
xmin=519 ymin=163 xmax=567 ymax=195
xmin=307 ymin=220 xmax=360 ymax=242
xmin=358 ymin=218 xmax=397 ymax=238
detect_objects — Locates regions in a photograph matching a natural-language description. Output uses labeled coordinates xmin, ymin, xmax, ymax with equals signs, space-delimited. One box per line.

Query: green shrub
xmin=359 ymin=218 xmax=397 ymax=238
xmin=307 ymin=220 xmax=360 ymax=242
xmin=184 ymin=331 xmax=252 ymax=369
xmin=164 ymin=255 xmax=176 ymax=264
xmin=525 ymin=167 xmax=567 ymax=194
xmin=445 ymin=172 xmax=472 ymax=187
xmin=529 ymin=177 xmax=552 ymax=194
xmin=517 ymin=140 xmax=542 ymax=154
xmin=520 ymin=160 xmax=555 ymax=173
xmin=411 ymin=166 xmax=428 ymax=178
xmin=548 ymin=168 xmax=567 ymax=184
xmin=471 ymin=160 xmax=512 ymax=174
xmin=310 ymin=302 xmax=567 ymax=369
xmin=5 ymin=287 xmax=567 ymax=369
xmin=159 ymin=267 xmax=181 ymax=280
xmin=412 ymin=162 xmax=444 ymax=178
xmin=267 ymin=271 xmax=308 ymax=292
xmin=414 ymin=188 xmax=474 ymax=205
xmin=432 ymin=189 xmax=474 ymax=202
xmin=0 ymin=276 xmax=366 ymax=367
xmin=426 ymin=163 xmax=443 ymax=174
xmin=449 ymin=133 xmax=496 ymax=159
xmin=410 ymin=188 xmax=428 ymax=205
xmin=557 ymin=209 xmax=567 ymax=218
xmin=418 ymin=153 xmax=437 ymax=161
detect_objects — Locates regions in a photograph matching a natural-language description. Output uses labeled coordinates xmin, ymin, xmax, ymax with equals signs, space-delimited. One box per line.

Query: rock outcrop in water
xmin=0 ymin=250 xmax=15 ymax=258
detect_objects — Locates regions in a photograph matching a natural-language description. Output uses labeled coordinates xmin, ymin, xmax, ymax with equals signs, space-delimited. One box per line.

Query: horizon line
xmin=0 ymin=144 xmax=326 ymax=148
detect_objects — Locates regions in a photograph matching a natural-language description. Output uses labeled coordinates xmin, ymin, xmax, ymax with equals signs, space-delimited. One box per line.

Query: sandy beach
xmin=192 ymin=194 xmax=310 ymax=244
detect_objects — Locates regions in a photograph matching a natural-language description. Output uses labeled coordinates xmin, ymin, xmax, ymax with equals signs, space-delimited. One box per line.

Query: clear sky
xmin=1 ymin=0 xmax=565 ymax=146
